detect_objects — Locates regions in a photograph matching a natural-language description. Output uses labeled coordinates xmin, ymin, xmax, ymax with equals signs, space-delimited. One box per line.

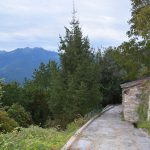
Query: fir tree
xmin=59 ymin=8 xmax=101 ymax=117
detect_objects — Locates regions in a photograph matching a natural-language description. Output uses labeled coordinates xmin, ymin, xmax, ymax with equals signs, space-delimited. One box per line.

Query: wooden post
xmin=148 ymin=95 xmax=150 ymax=121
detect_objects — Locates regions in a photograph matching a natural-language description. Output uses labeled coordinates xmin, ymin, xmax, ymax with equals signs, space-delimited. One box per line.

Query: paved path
xmin=69 ymin=105 xmax=150 ymax=150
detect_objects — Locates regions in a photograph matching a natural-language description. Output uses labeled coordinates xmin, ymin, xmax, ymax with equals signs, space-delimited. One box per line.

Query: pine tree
xmin=32 ymin=62 xmax=51 ymax=88
xmin=59 ymin=9 xmax=101 ymax=118
xmin=47 ymin=61 xmax=65 ymax=120
xmin=59 ymin=10 xmax=92 ymax=76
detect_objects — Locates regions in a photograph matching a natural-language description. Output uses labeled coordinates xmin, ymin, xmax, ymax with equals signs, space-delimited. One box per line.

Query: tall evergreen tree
xmin=47 ymin=61 xmax=65 ymax=120
xmin=32 ymin=62 xmax=51 ymax=88
xmin=59 ymin=9 xmax=102 ymax=118
xmin=59 ymin=10 xmax=92 ymax=76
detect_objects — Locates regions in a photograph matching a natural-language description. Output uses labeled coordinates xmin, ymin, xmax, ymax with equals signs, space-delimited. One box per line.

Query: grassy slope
xmin=0 ymin=118 xmax=86 ymax=150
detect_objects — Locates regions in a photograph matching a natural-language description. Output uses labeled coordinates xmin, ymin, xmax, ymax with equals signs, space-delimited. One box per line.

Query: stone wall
xmin=122 ymin=86 xmax=141 ymax=123
xmin=147 ymin=96 xmax=150 ymax=121
xmin=121 ymin=77 xmax=150 ymax=123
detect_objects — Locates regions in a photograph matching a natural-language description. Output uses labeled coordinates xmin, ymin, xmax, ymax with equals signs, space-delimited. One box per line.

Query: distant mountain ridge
xmin=0 ymin=47 xmax=59 ymax=84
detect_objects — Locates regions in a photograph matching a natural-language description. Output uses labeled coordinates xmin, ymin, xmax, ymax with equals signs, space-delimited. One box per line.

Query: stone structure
xmin=148 ymin=95 xmax=150 ymax=121
xmin=121 ymin=77 xmax=150 ymax=123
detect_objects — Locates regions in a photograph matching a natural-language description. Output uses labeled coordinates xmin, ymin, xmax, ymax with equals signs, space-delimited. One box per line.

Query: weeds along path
xmin=67 ymin=105 xmax=150 ymax=150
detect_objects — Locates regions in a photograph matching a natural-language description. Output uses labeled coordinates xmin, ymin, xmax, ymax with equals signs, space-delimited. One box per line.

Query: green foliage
xmin=7 ymin=104 xmax=32 ymax=127
xmin=0 ymin=118 xmax=86 ymax=150
xmin=128 ymin=0 xmax=150 ymax=39
xmin=137 ymin=82 xmax=149 ymax=122
xmin=59 ymin=18 xmax=92 ymax=75
xmin=21 ymin=61 xmax=64 ymax=127
xmin=23 ymin=85 xmax=50 ymax=126
xmin=137 ymin=81 xmax=150 ymax=134
xmin=1 ymin=82 xmax=23 ymax=106
xmin=32 ymin=62 xmax=51 ymax=88
xmin=137 ymin=121 xmax=150 ymax=134
xmin=59 ymin=14 xmax=102 ymax=120
xmin=47 ymin=61 xmax=66 ymax=122
xmin=95 ymin=48 xmax=123 ymax=105
xmin=113 ymin=40 xmax=150 ymax=81
xmin=138 ymin=102 xmax=148 ymax=122
xmin=0 ymin=109 xmax=18 ymax=133
xmin=0 ymin=80 xmax=3 ymax=100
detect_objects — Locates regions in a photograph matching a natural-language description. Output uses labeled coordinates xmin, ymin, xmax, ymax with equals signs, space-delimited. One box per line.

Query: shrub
xmin=0 ymin=109 xmax=18 ymax=133
xmin=0 ymin=118 xmax=87 ymax=150
xmin=7 ymin=103 xmax=32 ymax=127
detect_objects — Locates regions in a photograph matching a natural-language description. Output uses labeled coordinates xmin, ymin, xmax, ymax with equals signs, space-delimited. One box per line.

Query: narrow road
xmin=69 ymin=105 xmax=150 ymax=150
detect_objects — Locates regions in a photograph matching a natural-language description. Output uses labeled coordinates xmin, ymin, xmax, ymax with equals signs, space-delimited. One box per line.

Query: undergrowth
xmin=137 ymin=81 xmax=150 ymax=135
xmin=0 ymin=117 xmax=86 ymax=150
xmin=137 ymin=121 xmax=150 ymax=135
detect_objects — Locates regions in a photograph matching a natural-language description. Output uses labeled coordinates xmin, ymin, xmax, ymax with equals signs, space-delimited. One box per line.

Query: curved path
xmin=69 ymin=105 xmax=150 ymax=150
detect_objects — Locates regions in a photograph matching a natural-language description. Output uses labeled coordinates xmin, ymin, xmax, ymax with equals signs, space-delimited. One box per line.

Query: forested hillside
xmin=0 ymin=47 xmax=59 ymax=83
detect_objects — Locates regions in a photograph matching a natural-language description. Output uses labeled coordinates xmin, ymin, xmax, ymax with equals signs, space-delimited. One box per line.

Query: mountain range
xmin=0 ymin=47 xmax=59 ymax=84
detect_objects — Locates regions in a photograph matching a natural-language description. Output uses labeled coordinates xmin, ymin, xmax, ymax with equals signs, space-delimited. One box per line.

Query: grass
xmin=120 ymin=112 xmax=125 ymax=121
xmin=0 ymin=117 xmax=86 ymax=150
xmin=137 ymin=121 xmax=150 ymax=135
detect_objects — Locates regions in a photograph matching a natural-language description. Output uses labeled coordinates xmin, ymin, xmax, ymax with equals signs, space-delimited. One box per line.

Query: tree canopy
xmin=128 ymin=0 xmax=150 ymax=40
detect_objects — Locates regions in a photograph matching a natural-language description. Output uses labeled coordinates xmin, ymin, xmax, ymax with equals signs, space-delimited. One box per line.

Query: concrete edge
xmin=61 ymin=105 xmax=114 ymax=150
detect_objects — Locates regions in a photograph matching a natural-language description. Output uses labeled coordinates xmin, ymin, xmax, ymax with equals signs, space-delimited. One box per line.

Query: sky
xmin=0 ymin=0 xmax=131 ymax=51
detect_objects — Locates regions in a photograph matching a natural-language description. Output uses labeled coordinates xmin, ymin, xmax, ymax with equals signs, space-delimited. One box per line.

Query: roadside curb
xmin=61 ymin=105 xmax=114 ymax=150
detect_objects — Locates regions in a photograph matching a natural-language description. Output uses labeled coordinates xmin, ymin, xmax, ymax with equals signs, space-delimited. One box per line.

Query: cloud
xmin=0 ymin=0 xmax=131 ymax=51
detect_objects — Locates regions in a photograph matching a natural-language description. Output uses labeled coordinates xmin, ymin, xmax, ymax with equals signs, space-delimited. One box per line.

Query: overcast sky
xmin=0 ymin=0 xmax=131 ymax=51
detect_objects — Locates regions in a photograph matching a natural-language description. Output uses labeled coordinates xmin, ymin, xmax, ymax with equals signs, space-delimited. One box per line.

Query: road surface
xmin=69 ymin=105 xmax=150 ymax=150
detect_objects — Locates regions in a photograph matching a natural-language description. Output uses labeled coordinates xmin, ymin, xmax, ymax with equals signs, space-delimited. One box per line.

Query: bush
xmin=0 ymin=109 xmax=18 ymax=133
xmin=7 ymin=104 xmax=32 ymax=127
xmin=0 ymin=118 xmax=87 ymax=150
xmin=45 ymin=114 xmax=87 ymax=130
